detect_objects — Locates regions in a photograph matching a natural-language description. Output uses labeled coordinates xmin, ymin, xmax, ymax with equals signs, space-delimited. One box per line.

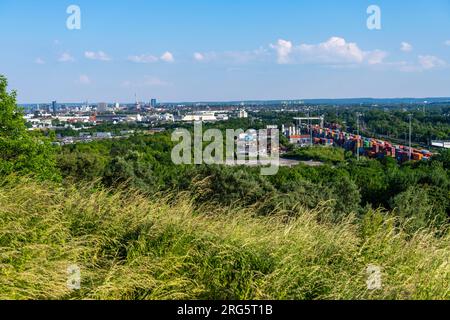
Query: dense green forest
xmin=56 ymin=125 xmax=450 ymax=232
xmin=1 ymin=75 xmax=449 ymax=300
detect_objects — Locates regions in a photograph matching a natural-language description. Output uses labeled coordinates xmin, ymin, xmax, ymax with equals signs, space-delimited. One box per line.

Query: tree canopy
xmin=0 ymin=75 xmax=59 ymax=180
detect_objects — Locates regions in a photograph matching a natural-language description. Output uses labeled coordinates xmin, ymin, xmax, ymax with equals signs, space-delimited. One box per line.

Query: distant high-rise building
xmin=151 ymin=99 xmax=157 ymax=108
xmin=134 ymin=93 xmax=141 ymax=111
xmin=52 ymin=101 xmax=58 ymax=114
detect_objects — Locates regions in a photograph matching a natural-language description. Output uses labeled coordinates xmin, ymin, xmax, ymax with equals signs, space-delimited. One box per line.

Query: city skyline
xmin=18 ymin=97 xmax=450 ymax=107
xmin=1 ymin=0 xmax=450 ymax=103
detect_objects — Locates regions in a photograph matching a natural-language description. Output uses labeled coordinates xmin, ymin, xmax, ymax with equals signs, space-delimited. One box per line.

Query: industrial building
xmin=182 ymin=112 xmax=217 ymax=122
xmin=431 ymin=141 xmax=450 ymax=149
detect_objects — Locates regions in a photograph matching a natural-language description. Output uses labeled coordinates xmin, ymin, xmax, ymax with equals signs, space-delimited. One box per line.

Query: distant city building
xmin=151 ymin=99 xmax=157 ymax=108
xmin=161 ymin=113 xmax=174 ymax=122
xmin=134 ymin=94 xmax=141 ymax=111
xmin=126 ymin=114 xmax=143 ymax=122
xmin=56 ymin=116 xmax=91 ymax=123
xmin=52 ymin=101 xmax=58 ymax=114
xmin=97 ymin=103 xmax=109 ymax=113
xmin=94 ymin=132 xmax=112 ymax=139
xmin=27 ymin=118 xmax=53 ymax=129
xmin=289 ymin=135 xmax=311 ymax=145
xmin=216 ymin=114 xmax=229 ymax=121
xmin=237 ymin=130 xmax=258 ymax=158
xmin=96 ymin=115 xmax=126 ymax=124
xmin=182 ymin=112 xmax=217 ymax=122
xmin=238 ymin=109 xmax=248 ymax=118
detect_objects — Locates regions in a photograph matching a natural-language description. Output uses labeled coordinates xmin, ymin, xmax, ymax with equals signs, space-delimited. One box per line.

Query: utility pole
xmin=356 ymin=112 xmax=361 ymax=161
xmin=308 ymin=112 xmax=313 ymax=147
xmin=408 ymin=114 xmax=413 ymax=161
xmin=309 ymin=110 xmax=313 ymax=147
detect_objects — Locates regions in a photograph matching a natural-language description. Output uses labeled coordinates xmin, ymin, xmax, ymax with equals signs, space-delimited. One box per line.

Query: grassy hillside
xmin=0 ymin=177 xmax=448 ymax=300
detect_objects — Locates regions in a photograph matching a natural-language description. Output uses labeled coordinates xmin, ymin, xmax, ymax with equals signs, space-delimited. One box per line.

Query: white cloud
xmin=128 ymin=54 xmax=159 ymax=63
xmin=127 ymin=52 xmax=174 ymax=63
xmin=193 ymin=52 xmax=205 ymax=61
xmin=122 ymin=76 xmax=170 ymax=87
xmin=78 ymin=75 xmax=91 ymax=85
xmin=192 ymin=52 xmax=218 ymax=63
xmin=58 ymin=52 xmax=75 ymax=62
xmin=299 ymin=37 xmax=365 ymax=63
xmin=396 ymin=55 xmax=447 ymax=72
xmin=400 ymin=42 xmax=413 ymax=52
xmin=366 ymin=50 xmax=388 ymax=65
xmin=270 ymin=39 xmax=293 ymax=64
xmin=445 ymin=40 xmax=450 ymax=46
xmin=196 ymin=38 xmax=379 ymax=66
xmin=270 ymin=37 xmax=387 ymax=66
xmin=193 ymin=47 xmax=268 ymax=64
xmin=84 ymin=51 xmax=111 ymax=61
xmin=35 ymin=58 xmax=45 ymax=65
xmin=418 ymin=55 xmax=446 ymax=70
xmin=160 ymin=51 xmax=174 ymax=63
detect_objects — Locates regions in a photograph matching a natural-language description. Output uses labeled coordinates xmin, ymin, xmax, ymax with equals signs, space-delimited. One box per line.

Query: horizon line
xmin=18 ymin=96 xmax=450 ymax=105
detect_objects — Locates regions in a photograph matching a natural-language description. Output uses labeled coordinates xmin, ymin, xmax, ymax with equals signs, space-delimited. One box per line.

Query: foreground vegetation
xmin=0 ymin=178 xmax=449 ymax=300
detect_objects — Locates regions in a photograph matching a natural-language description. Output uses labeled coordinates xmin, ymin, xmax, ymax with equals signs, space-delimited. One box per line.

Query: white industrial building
xmin=182 ymin=112 xmax=217 ymax=122
xmin=431 ymin=141 xmax=450 ymax=149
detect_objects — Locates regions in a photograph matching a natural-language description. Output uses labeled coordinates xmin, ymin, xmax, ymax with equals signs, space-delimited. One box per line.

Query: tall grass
xmin=0 ymin=177 xmax=448 ymax=300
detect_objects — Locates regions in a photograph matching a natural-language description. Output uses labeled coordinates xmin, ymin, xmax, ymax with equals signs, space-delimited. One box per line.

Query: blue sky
xmin=1 ymin=0 xmax=450 ymax=103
